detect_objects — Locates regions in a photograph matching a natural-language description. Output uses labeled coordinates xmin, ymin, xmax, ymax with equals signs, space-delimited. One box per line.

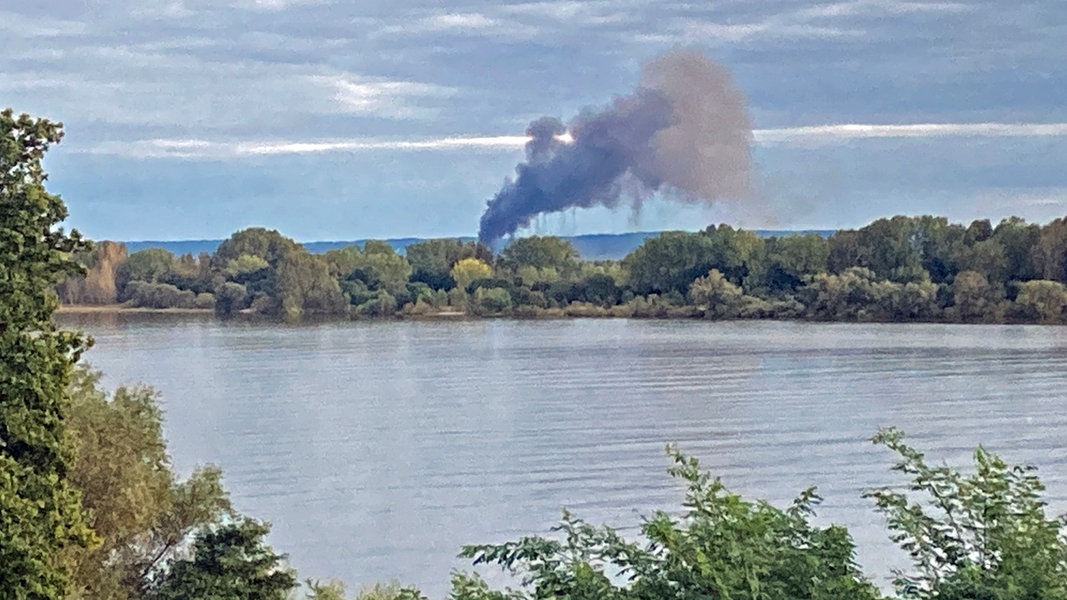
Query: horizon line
xmin=119 ymin=227 xmax=846 ymax=244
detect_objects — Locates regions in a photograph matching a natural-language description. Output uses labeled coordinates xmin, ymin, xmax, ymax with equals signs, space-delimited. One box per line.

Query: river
xmin=55 ymin=314 xmax=1067 ymax=596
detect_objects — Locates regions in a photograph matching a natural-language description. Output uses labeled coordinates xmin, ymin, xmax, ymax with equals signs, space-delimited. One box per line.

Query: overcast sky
xmin=4 ymin=0 xmax=1066 ymax=241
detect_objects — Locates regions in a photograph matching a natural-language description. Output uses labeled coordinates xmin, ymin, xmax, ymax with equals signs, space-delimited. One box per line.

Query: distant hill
xmin=123 ymin=230 xmax=834 ymax=261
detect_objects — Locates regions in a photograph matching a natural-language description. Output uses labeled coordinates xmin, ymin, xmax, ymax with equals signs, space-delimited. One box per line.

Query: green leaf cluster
xmin=866 ymin=427 xmax=1067 ymax=599
xmin=1 ymin=108 xmax=96 ymax=599
xmin=153 ymin=518 xmax=296 ymax=600
xmin=453 ymin=446 xmax=880 ymax=600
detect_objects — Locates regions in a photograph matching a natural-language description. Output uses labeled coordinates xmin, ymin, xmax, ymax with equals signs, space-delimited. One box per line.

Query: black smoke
xmin=478 ymin=49 xmax=753 ymax=244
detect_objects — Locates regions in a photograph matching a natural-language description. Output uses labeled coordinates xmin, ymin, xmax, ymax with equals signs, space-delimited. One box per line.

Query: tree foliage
xmin=276 ymin=251 xmax=347 ymax=319
xmin=65 ymin=367 xmax=233 ymax=600
xmin=214 ymin=228 xmax=300 ymax=269
xmin=865 ymin=427 xmax=1067 ymax=599
xmin=499 ymin=236 xmax=578 ymax=275
xmin=688 ymin=268 xmax=745 ymax=318
xmin=453 ymin=446 xmax=880 ymax=600
xmin=52 ymin=213 xmax=1067 ymax=323
xmin=152 ymin=518 xmax=297 ymax=600
xmin=451 ymin=258 xmax=492 ymax=291
xmin=406 ymin=239 xmax=490 ymax=291
xmin=0 ymin=108 xmax=96 ymax=599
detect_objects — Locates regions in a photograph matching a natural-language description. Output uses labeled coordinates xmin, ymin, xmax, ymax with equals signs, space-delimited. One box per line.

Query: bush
xmin=354 ymin=291 xmax=397 ymax=318
xmin=627 ymin=294 xmax=670 ymax=319
xmin=153 ymin=519 xmax=297 ymax=600
xmin=214 ymin=282 xmax=249 ymax=317
xmin=401 ymin=298 xmax=436 ymax=317
xmin=452 ymin=446 xmax=881 ymax=600
xmin=866 ymin=428 xmax=1067 ymax=599
xmin=193 ymin=292 xmax=216 ymax=310
xmin=472 ymin=287 xmax=512 ymax=315
xmin=124 ymin=281 xmax=197 ymax=309
xmin=563 ymin=301 xmax=612 ymax=318
xmin=447 ymin=288 xmax=469 ymax=312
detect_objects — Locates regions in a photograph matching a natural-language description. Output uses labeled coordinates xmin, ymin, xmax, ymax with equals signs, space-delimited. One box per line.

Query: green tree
xmin=827 ymin=229 xmax=864 ymax=275
xmin=1015 ymin=279 xmax=1067 ymax=323
xmin=624 ymin=231 xmax=717 ymax=296
xmin=354 ymin=243 xmax=412 ymax=295
xmin=1036 ymin=217 xmax=1067 ymax=284
xmin=214 ymin=282 xmax=249 ymax=317
xmin=152 ymin=519 xmax=297 ymax=600
xmin=992 ymin=217 xmax=1041 ymax=284
xmin=275 ymin=251 xmax=347 ymax=319
xmin=499 ymin=236 xmax=578 ymax=276
xmin=213 ymin=228 xmax=300 ymax=269
xmin=689 ymin=268 xmax=745 ymax=319
xmin=116 ymin=249 xmax=179 ymax=300
xmin=828 ymin=217 xmax=962 ymax=284
xmin=954 ymin=238 xmax=1007 ymax=287
xmin=855 ymin=217 xmax=928 ymax=283
xmin=866 ymin=428 xmax=1067 ymax=599
xmin=761 ymin=234 xmax=829 ymax=295
xmin=0 ymin=108 xmax=97 ymax=599
xmin=703 ymin=223 xmax=765 ymax=288
xmin=320 ymin=581 xmax=424 ymax=600
xmin=123 ymin=282 xmax=197 ymax=309
xmin=405 ymin=239 xmax=490 ymax=290
xmin=951 ymin=270 xmax=997 ymax=322
xmin=472 ymin=287 xmax=512 ymax=315
xmin=625 ymin=227 xmax=762 ymax=297
xmin=223 ymin=254 xmax=270 ymax=279
xmin=881 ymin=279 xmax=939 ymax=321
xmin=802 ymin=268 xmax=884 ymax=321
xmin=323 ymin=247 xmax=363 ymax=279
xmin=329 ymin=244 xmax=412 ymax=297
xmin=65 ymin=367 xmax=232 ymax=600
xmin=566 ymin=273 xmax=621 ymax=307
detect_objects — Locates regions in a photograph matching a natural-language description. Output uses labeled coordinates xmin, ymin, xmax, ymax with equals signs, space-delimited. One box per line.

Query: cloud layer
xmin=82 ymin=122 xmax=1067 ymax=159
xmin=2 ymin=0 xmax=1065 ymax=240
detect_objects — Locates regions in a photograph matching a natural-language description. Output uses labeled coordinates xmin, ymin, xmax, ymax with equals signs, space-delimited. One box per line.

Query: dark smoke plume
xmin=478 ymin=49 xmax=752 ymax=244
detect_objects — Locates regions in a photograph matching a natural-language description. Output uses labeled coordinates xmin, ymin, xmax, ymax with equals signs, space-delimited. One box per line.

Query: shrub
xmin=473 ymin=287 xmax=512 ymax=315
xmin=214 ymin=282 xmax=249 ymax=317
xmin=452 ymin=446 xmax=881 ymax=600
xmin=866 ymin=428 xmax=1067 ymax=599
xmin=193 ymin=292 xmax=216 ymax=310
xmin=124 ymin=281 xmax=197 ymax=309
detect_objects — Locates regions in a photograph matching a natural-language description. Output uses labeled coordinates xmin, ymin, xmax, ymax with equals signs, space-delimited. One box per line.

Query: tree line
xmin=61 ymin=215 xmax=1067 ymax=323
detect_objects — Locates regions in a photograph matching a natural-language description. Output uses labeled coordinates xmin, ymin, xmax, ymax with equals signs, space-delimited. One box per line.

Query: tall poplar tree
xmin=0 ymin=108 xmax=96 ymax=599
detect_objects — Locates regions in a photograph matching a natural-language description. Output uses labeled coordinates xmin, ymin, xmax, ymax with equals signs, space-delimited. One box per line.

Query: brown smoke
xmin=478 ymin=49 xmax=753 ymax=244
xmin=639 ymin=50 xmax=752 ymax=204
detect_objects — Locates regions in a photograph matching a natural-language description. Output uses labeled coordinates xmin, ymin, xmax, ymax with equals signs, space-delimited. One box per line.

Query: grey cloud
xmin=4 ymin=0 xmax=1066 ymax=238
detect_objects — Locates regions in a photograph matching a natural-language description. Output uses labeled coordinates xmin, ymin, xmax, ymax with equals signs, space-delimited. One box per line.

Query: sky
xmin=3 ymin=0 xmax=1066 ymax=242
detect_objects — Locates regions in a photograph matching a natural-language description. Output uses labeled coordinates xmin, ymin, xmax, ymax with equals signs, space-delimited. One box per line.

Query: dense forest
xmin=62 ymin=215 xmax=1067 ymax=324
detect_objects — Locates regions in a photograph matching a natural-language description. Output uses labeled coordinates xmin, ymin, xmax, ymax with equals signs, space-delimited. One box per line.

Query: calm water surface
xmin=56 ymin=314 xmax=1067 ymax=596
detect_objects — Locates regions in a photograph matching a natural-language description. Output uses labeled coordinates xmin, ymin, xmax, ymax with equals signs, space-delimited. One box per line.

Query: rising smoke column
xmin=477 ymin=49 xmax=752 ymax=244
